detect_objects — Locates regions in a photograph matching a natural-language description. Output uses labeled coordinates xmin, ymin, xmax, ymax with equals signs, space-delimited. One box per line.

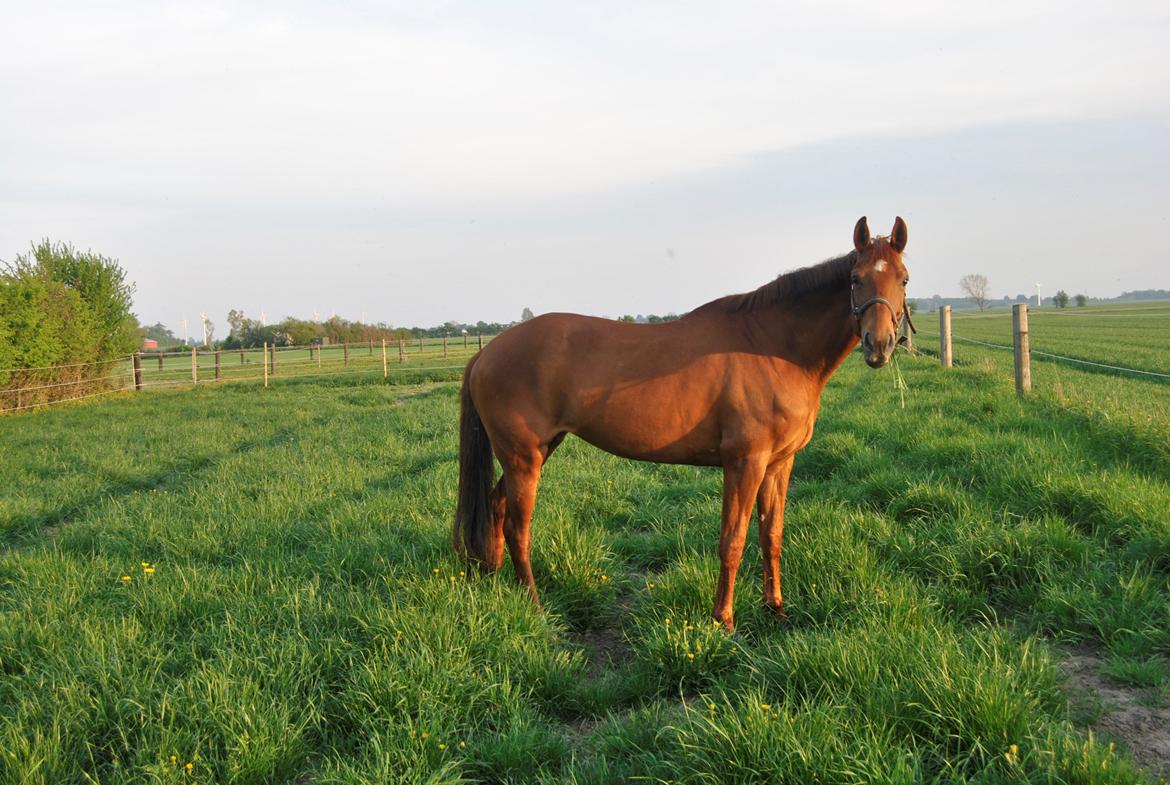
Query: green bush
xmin=1 ymin=240 xmax=139 ymax=408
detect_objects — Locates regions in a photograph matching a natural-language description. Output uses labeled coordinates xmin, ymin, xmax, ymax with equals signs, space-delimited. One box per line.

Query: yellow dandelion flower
xmin=421 ymin=732 xmax=429 ymax=740
xmin=708 ymin=703 xmax=716 ymax=712
xmin=664 ymin=618 xmax=671 ymax=626
xmin=730 ymin=647 xmax=737 ymax=653
xmin=760 ymin=703 xmax=771 ymax=710
xmin=459 ymin=571 xmax=465 ymax=577
xmin=141 ymin=561 xmax=150 ymax=568
xmin=686 ymin=653 xmax=695 ymax=660
xmin=144 ymin=566 xmax=155 ymax=575
xmin=120 ymin=575 xmax=132 ymax=584
xmin=170 ymin=755 xmax=177 ymax=764
xmin=600 ymin=575 xmax=608 ymax=582
xmin=438 ymin=743 xmax=447 ymax=750
xmin=459 ymin=741 xmax=466 ymax=749
xmin=647 ymin=582 xmax=655 ymax=589
xmin=186 ymin=762 xmax=194 ymax=772
xmin=695 ymin=645 xmax=702 ymax=653
xmin=432 ymin=568 xmax=440 ymax=574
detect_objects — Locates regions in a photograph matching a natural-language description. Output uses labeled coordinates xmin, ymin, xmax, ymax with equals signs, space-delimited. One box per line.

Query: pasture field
xmin=2 ymin=330 xmax=1169 ymax=783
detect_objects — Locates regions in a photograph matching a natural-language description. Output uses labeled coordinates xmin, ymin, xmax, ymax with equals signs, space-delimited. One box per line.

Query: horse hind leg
xmin=481 ymin=478 xmax=507 ymax=572
xmin=501 ymin=451 xmax=543 ymax=608
xmin=496 ymin=431 xmax=568 ymax=608
xmin=474 ymin=440 xmax=560 ymax=574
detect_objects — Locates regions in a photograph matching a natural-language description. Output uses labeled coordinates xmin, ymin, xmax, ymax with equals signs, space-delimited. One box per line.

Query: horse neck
xmin=751 ymin=285 xmax=859 ymax=388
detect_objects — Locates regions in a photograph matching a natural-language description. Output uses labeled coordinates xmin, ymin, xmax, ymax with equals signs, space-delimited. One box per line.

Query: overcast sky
xmin=2 ymin=1 xmax=1168 ymax=334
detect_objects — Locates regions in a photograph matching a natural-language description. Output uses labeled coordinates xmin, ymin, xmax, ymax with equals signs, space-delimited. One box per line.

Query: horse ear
xmin=853 ymin=216 xmax=871 ymax=252
xmin=890 ymin=216 xmax=908 ymax=252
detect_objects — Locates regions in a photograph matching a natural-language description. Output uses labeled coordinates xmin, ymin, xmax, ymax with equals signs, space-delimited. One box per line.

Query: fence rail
xmin=1 ymin=335 xmax=496 ymax=414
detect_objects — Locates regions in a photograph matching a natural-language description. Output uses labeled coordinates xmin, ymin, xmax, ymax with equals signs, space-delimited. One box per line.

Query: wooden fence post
xmin=317 ymin=344 xmax=322 ymax=369
xmin=382 ymin=339 xmax=388 ymax=379
xmin=343 ymin=342 xmax=349 ymax=366
xmin=215 ymin=349 xmax=222 ymax=381
xmin=399 ymin=339 xmax=405 ymax=363
xmin=157 ymin=352 xmax=164 ymax=371
xmin=133 ymin=352 xmax=143 ymax=391
xmin=464 ymin=333 xmax=468 ymax=349
xmin=939 ymin=306 xmax=953 ymax=368
xmin=240 ymin=349 xmax=245 ymax=364
xmin=191 ymin=346 xmax=198 ymax=384
xmin=443 ymin=336 xmax=448 ymax=358
xmin=270 ymin=345 xmax=277 ymax=374
xmin=369 ymin=340 xmax=374 ymax=355
xmin=478 ymin=334 xmax=483 ymax=351
xmin=263 ymin=343 xmax=269 ymax=388
xmin=1013 ymin=303 xmax=1032 ymax=395
xmin=418 ymin=336 xmax=423 ymax=353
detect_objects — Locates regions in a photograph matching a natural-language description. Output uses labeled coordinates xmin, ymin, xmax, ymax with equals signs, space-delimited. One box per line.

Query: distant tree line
xmin=217 ymin=311 xmax=519 ymax=349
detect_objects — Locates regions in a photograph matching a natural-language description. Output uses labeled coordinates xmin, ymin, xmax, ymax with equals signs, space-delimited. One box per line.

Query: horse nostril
xmin=863 ymin=332 xmax=874 ymax=352
xmin=885 ymin=334 xmax=896 ymax=353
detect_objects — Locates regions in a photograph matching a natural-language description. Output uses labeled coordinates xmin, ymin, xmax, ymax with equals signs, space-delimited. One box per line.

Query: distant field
xmin=2 ymin=318 xmax=1168 ymax=783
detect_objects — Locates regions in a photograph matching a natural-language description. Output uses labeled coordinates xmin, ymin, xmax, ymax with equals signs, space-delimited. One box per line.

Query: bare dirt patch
xmin=1062 ymin=649 xmax=1170 ymax=779
xmin=578 ymin=624 xmax=634 ymax=681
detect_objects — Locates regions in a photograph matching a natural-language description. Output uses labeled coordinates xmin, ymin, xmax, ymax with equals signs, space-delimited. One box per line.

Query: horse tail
xmin=453 ymin=355 xmax=498 ymax=565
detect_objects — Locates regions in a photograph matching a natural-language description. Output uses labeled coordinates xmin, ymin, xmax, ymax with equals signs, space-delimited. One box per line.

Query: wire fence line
xmin=916 ymin=328 xmax=1170 ymax=379
xmin=916 ymin=303 xmax=1170 ymax=385
xmin=1 ymin=336 xmax=493 ymax=414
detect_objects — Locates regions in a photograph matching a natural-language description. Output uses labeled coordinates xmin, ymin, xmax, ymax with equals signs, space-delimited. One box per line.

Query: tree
xmin=521 ymin=307 xmax=535 ymax=322
xmin=202 ymin=314 xmax=215 ymax=346
xmin=1054 ymin=290 xmax=1069 ymax=308
xmin=1075 ymin=293 xmax=1088 ymax=307
xmin=142 ymin=322 xmax=180 ymax=348
xmin=958 ymin=274 xmax=991 ymax=311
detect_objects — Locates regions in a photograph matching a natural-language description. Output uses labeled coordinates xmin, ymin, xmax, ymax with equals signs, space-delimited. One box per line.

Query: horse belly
xmin=568 ymin=380 xmax=723 ymax=466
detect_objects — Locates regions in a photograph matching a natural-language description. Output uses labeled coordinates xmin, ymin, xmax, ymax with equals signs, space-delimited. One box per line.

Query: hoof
xmin=766 ymin=604 xmax=793 ymax=629
xmin=711 ymin=616 xmax=736 ymax=633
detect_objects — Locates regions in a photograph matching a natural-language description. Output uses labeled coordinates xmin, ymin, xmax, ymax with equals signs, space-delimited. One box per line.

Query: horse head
xmin=850 ymin=216 xmax=911 ymax=368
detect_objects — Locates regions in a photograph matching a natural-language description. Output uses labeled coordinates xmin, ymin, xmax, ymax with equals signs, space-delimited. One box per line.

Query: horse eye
xmin=851 ymin=274 xmax=860 ymax=285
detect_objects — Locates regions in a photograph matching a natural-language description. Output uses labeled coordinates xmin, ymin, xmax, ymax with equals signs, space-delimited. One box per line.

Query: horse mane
xmin=690 ymin=251 xmax=857 ymax=316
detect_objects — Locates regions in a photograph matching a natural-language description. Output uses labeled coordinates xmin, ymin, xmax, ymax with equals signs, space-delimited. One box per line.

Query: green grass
xmin=1 ymin=333 xmax=1168 ymax=782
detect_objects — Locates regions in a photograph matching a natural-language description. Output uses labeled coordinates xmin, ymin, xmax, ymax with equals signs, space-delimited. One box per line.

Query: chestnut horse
xmin=454 ymin=216 xmax=912 ymax=629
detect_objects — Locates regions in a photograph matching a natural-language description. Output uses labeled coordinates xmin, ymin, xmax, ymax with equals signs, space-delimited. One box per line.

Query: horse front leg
xmin=712 ymin=455 xmax=768 ymax=631
xmin=757 ymin=455 xmax=795 ymax=624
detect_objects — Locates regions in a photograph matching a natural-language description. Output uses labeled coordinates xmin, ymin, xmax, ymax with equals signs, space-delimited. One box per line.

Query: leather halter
xmin=850 ymin=279 xmax=917 ymax=342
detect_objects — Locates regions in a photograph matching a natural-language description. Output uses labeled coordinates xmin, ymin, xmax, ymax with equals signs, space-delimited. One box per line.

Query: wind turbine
xmin=200 ymin=312 xmax=208 ymax=346
xmin=181 ymin=315 xmax=188 ymax=345
xmin=1035 ymin=283 xmax=1042 ymax=307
